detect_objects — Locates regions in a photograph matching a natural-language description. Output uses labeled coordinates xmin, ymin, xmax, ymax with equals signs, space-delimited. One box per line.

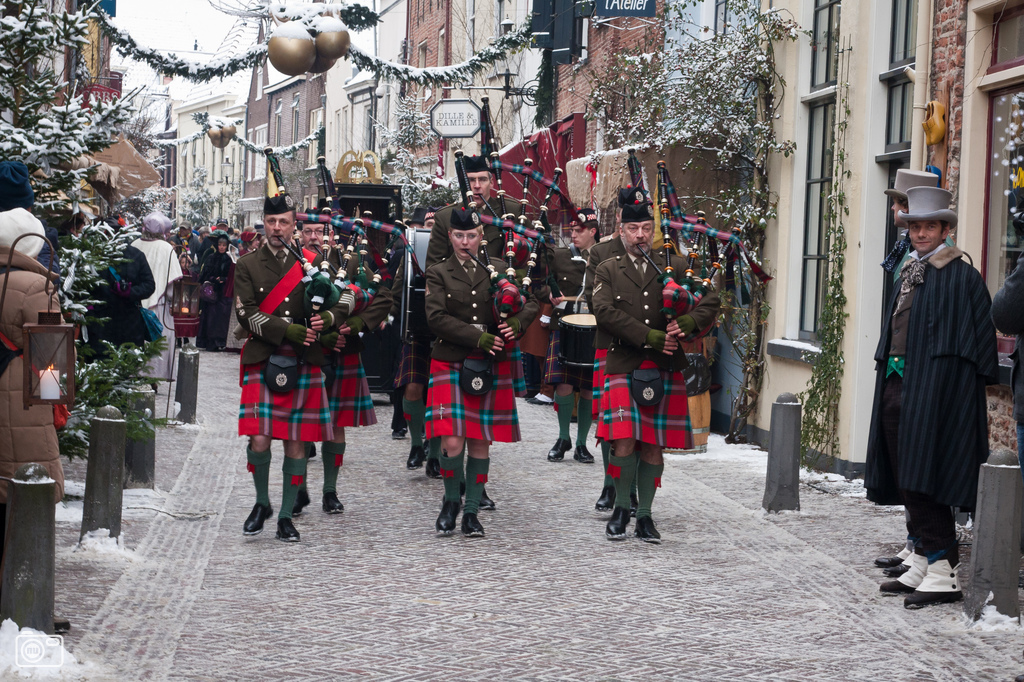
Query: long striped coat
xmin=864 ymin=248 xmax=999 ymax=509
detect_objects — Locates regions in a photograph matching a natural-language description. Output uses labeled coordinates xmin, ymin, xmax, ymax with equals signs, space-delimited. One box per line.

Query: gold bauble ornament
xmin=315 ymin=29 xmax=350 ymax=61
xmin=207 ymin=128 xmax=224 ymax=148
xmin=268 ymin=35 xmax=317 ymax=76
xmin=220 ymin=124 xmax=236 ymax=142
xmin=308 ymin=53 xmax=337 ymax=74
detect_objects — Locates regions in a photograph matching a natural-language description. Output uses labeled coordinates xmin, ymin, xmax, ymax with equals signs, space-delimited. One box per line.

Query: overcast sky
xmin=114 ymin=0 xmax=238 ymax=55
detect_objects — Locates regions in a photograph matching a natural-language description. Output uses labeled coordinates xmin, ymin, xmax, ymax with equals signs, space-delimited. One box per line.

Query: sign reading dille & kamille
xmin=596 ymin=0 xmax=655 ymax=17
xmin=429 ymin=100 xmax=482 ymax=139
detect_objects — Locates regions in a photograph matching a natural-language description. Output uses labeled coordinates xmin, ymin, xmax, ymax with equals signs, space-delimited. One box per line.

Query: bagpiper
xmin=424 ymin=207 xmax=538 ymax=537
xmin=592 ymin=189 xmax=720 ymax=543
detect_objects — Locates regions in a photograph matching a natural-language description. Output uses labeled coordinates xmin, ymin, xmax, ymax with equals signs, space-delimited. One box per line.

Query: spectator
xmin=132 ymin=211 xmax=183 ymax=379
xmin=0 ymin=161 xmax=60 ymax=277
xmin=170 ymin=221 xmax=200 ymax=276
xmin=196 ymin=232 xmax=233 ymax=351
xmin=0 ymin=207 xmax=66 ymax=575
xmin=992 ymin=252 xmax=1024 ymax=481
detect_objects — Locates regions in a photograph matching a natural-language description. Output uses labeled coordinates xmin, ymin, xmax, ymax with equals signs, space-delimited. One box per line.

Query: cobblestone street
xmin=49 ymin=350 xmax=1024 ymax=681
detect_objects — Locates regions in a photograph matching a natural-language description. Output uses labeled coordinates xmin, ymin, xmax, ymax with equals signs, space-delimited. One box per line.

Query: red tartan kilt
xmin=426 ymin=357 xmax=520 ymax=443
xmin=596 ymin=360 xmax=692 ymax=449
xmin=591 ymin=349 xmax=608 ymax=419
xmin=327 ymin=352 xmax=377 ymax=428
xmin=394 ymin=337 xmax=431 ymax=389
xmin=238 ymin=358 xmax=333 ymax=442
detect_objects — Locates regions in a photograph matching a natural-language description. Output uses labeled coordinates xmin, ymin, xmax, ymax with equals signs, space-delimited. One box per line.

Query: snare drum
xmin=558 ymin=313 xmax=597 ymax=367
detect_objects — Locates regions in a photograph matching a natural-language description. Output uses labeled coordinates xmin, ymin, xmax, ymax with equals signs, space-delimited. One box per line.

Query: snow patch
xmin=270 ymin=21 xmax=313 ymax=40
xmin=966 ymin=597 xmax=1022 ymax=632
xmin=73 ymin=530 xmax=138 ymax=562
xmin=665 ymin=434 xmax=766 ymax=468
xmin=53 ymin=501 xmax=81 ymax=525
xmin=0 ymin=619 xmax=100 ymax=679
xmin=801 ymin=469 xmax=867 ymax=498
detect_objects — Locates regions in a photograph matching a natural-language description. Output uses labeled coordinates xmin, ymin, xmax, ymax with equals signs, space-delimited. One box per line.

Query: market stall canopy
xmin=88 ymin=135 xmax=162 ymax=204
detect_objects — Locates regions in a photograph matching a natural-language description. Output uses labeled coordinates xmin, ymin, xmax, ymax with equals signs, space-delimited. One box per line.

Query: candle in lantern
xmin=181 ymin=307 xmax=189 ymax=314
xmin=39 ymin=365 xmax=60 ymax=400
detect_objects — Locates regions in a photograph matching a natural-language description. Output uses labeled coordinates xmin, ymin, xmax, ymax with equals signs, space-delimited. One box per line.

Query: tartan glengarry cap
xmin=449 ymin=207 xmax=481 ymax=231
xmin=264 ymin=193 xmax=296 ymax=216
xmin=409 ymin=207 xmax=429 ymax=226
xmin=618 ymin=186 xmax=647 ymax=208
xmin=620 ymin=200 xmax=654 ymax=223
xmin=462 ymin=155 xmax=490 ymax=174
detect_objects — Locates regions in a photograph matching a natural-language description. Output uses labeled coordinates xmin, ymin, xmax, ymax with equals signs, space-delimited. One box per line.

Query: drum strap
xmin=259 ymin=248 xmax=316 ymax=315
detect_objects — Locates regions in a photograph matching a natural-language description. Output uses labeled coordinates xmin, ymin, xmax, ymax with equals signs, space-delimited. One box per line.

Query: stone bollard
xmin=965 ymin=448 xmax=1023 ymax=622
xmin=174 ymin=343 xmax=200 ymax=424
xmin=124 ymin=386 xmax=156 ymax=489
xmin=81 ymin=406 xmax=126 ymax=542
xmin=0 ymin=463 xmax=56 ymax=633
xmin=762 ymin=393 xmax=801 ymax=513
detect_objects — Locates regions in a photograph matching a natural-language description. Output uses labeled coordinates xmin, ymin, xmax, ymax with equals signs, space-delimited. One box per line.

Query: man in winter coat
xmin=864 ymin=186 xmax=999 ymax=609
xmin=0 ymin=207 xmax=66 ymax=577
xmin=992 ymin=252 xmax=1024 ymax=478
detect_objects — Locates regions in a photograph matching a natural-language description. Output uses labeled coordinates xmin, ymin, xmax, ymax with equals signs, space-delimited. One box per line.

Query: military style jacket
xmin=425 ymin=256 xmax=538 ymax=363
xmin=593 ymin=252 xmax=720 ymax=375
xmin=584 ymin=234 xmax=627 ymax=350
xmin=233 ymin=243 xmax=342 ymax=366
xmin=546 ymin=245 xmax=591 ymax=324
xmin=312 ymin=246 xmax=394 ymax=357
xmin=425 ymin=196 xmax=523 ymax=269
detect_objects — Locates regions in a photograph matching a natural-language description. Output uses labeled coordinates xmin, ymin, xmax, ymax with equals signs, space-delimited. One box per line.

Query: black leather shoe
xmin=883 ymin=563 xmax=911 ymax=578
xmin=461 ymin=512 xmax=485 ymax=537
xmin=595 ymin=485 xmax=616 ymax=511
xmin=547 ymin=437 xmax=572 ymax=461
xmin=425 ymin=457 xmax=442 ymax=479
xmin=875 ymin=555 xmax=905 ymax=568
xmin=322 ymin=492 xmax=344 ymax=514
xmin=605 ymin=507 xmax=630 ymax=540
xmin=392 ymin=428 xmax=408 ymax=440
xmin=306 ymin=442 xmax=317 ymax=459
xmin=634 ymin=516 xmax=662 ymax=544
xmin=573 ymin=444 xmax=594 ymax=463
xmin=904 ymin=589 xmax=962 ymax=609
xmin=243 ymin=503 xmax=273 ymax=535
xmin=630 ymin=492 xmax=639 ymax=518
xmin=275 ymin=518 xmax=300 ymax=542
xmin=478 ymin=486 xmax=495 ymax=511
xmin=436 ymin=499 xmax=460 ymax=535
xmin=291 ymin=488 xmax=311 ymax=516
xmin=879 ymin=579 xmax=917 ymax=594
xmin=406 ymin=445 xmax=426 ymax=469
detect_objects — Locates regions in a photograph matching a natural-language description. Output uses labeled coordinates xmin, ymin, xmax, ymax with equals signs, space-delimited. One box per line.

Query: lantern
xmin=23 ymin=311 xmax=75 ymax=408
xmin=171 ymin=278 xmax=201 ymax=338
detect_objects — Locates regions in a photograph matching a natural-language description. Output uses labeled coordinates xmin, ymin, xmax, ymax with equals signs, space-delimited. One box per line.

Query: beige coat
xmin=0 ymin=247 xmax=65 ymax=504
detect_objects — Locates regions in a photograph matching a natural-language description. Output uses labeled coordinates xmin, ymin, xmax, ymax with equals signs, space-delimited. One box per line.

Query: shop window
xmin=986 ymin=89 xmax=1024 ymax=292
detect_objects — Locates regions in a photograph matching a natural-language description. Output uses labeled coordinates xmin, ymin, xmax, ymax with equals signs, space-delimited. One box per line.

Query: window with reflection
xmin=986 ymin=89 xmax=1024 ymax=293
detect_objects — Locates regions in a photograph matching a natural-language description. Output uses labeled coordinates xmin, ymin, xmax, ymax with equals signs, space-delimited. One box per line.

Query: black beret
xmin=620 ymin=201 xmax=655 ymax=223
xmin=462 ymin=155 xmax=490 ymax=174
xmin=264 ymin=193 xmax=296 ymax=216
xmin=409 ymin=207 xmax=429 ymax=226
xmin=618 ymin=186 xmax=648 ymax=208
xmin=449 ymin=207 xmax=482 ymax=231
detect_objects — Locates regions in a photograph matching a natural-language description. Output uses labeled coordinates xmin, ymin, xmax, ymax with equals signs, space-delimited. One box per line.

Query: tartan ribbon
xmin=479 ymin=213 xmax=546 ymax=241
xmin=290 ymin=475 xmax=304 ymax=486
xmin=607 ymin=464 xmax=622 ymax=479
xmin=480 ymin=100 xmax=495 ymax=158
xmin=476 ymin=474 xmax=488 ymax=484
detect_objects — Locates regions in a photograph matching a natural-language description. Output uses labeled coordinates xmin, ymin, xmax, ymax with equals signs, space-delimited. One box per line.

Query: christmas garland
xmin=268 ymin=2 xmax=378 ymax=30
xmin=156 ymin=112 xmax=324 ymax=159
xmin=234 ymin=124 xmax=324 ymax=159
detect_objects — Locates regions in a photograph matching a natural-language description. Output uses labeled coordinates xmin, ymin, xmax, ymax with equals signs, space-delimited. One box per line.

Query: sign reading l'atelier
xmin=429 ymin=99 xmax=482 ymax=139
xmin=595 ymin=0 xmax=655 ymax=17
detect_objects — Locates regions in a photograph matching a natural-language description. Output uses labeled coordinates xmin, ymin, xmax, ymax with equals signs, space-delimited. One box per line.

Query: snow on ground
xmin=801 ymin=469 xmax=867 ymax=498
xmin=70 ymin=530 xmax=139 ymax=564
xmin=56 ymin=483 xmax=166 ymax=525
xmin=965 ymin=597 xmax=1023 ymax=632
xmin=0 ymin=619 xmax=107 ymax=680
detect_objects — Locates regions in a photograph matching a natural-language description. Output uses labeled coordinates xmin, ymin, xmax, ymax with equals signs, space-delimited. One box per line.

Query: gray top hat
xmin=884 ymin=169 xmax=939 ymax=202
xmin=897 ymin=186 xmax=958 ymax=228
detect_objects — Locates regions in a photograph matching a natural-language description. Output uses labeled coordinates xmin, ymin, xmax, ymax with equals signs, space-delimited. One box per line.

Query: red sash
xmin=259 ymin=248 xmax=317 ymax=315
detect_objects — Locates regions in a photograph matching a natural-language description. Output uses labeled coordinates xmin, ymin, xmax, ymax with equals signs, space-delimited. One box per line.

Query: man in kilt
xmin=542 ymin=207 xmax=600 ymax=464
xmin=424 ymin=207 xmax=538 ymax=537
xmin=592 ymin=193 xmax=719 ymax=543
xmin=234 ymin=194 xmax=344 ymax=542
xmin=391 ymin=207 xmax=442 ymax=474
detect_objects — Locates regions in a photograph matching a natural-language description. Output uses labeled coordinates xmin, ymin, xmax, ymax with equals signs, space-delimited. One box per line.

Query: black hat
xmin=618 ymin=186 xmax=648 ymax=208
xmin=264 ymin=193 xmax=296 ymax=216
xmin=462 ymin=155 xmax=490 ymax=174
xmin=620 ymin=200 xmax=654 ymax=223
xmin=575 ymin=207 xmax=598 ymax=225
xmin=409 ymin=207 xmax=429 ymax=226
xmin=215 ymin=217 xmax=228 ymax=227
xmin=449 ymin=207 xmax=481 ymax=231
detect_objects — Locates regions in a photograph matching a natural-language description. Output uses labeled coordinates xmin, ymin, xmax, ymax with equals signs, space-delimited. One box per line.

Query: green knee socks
xmin=427 ymin=436 xmax=441 ymax=462
xmin=279 ymin=456 xmax=307 ymax=520
xmin=577 ymin=397 xmax=593 ymax=444
xmin=403 ymin=397 xmax=426 ymax=448
xmin=246 ymin=447 xmax=272 ymax=507
xmin=610 ymin=452 xmax=637 ymax=511
xmin=440 ymin=449 xmax=464 ymax=503
xmin=464 ymin=457 xmax=490 ymax=515
xmin=601 ymin=442 xmax=612 ymax=487
xmin=636 ymin=460 xmax=665 ymax=518
xmin=321 ymin=441 xmax=345 ymax=494
xmin=555 ymin=392 xmax=575 ymax=441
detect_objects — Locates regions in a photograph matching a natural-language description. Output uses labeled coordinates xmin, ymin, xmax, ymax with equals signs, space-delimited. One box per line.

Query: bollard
xmin=762 ymin=393 xmax=801 ymax=513
xmin=965 ymin=448 xmax=1022 ymax=622
xmin=0 ymin=463 xmax=56 ymax=633
xmin=81 ymin=406 xmax=126 ymax=541
xmin=174 ymin=343 xmax=200 ymax=424
xmin=124 ymin=386 xmax=156 ymax=489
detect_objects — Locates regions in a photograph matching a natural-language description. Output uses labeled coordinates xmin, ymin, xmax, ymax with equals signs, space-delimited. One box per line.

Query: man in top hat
xmin=424 ymin=206 xmax=538 ymax=537
xmin=425 ymin=156 xmax=522 ymax=268
xmin=233 ymin=192 xmax=344 ymax=542
xmin=542 ymin=207 xmax=600 ymax=464
xmin=865 ymin=186 xmax=998 ymax=608
xmin=592 ymin=190 xmax=720 ymax=543
xmin=392 ymin=207 xmax=444 ymax=472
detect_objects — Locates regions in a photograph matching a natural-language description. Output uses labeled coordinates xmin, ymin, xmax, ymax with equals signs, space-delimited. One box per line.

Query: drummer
xmin=542 ymin=208 xmax=600 ymax=464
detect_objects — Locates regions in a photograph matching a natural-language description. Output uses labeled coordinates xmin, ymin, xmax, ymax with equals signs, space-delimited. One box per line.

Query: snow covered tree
xmin=178 ymin=166 xmax=217 ymax=227
xmin=584 ymin=0 xmax=802 ymax=440
xmin=0 ymin=0 xmax=133 ymax=221
xmin=376 ymin=95 xmax=458 ymax=211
